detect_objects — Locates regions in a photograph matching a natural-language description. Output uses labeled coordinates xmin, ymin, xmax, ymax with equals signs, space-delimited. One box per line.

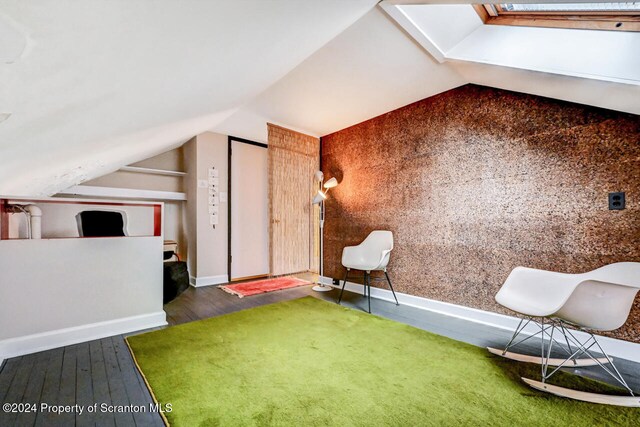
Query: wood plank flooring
xmin=1 ymin=278 xmax=639 ymax=426
xmin=0 ymin=335 xmax=162 ymax=427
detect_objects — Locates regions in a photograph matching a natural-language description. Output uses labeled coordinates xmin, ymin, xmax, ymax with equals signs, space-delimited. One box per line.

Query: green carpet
xmin=126 ymin=297 xmax=638 ymax=426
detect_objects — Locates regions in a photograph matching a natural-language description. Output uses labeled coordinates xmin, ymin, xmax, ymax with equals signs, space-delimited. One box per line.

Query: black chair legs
xmin=337 ymin=269 xmax=397 ymax=314
xmin=337 ymin=269 xmax=349 ymax=304
xmin=364 ymin=272 xmax=371 ymax=313
xmin=363 ymin=273 xmax=367 ymax=297
xmin=384 ymin=271 xmax=399 ymax=306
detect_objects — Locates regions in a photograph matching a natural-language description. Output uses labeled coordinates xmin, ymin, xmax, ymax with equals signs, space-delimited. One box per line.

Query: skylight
xmin=501 ymin=3 xmax=640 ymax=13
xmin=475 ymin=2 xmax=640 ymax=31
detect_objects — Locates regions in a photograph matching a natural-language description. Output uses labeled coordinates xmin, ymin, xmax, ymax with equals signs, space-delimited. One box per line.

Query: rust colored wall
xmin=321 ymin=84 xmax=640 ymax=343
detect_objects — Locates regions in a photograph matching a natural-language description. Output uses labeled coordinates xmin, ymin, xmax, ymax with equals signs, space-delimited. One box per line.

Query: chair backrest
xmin=582 ymin=262 xmax=640 ymax=289
xmin=361 ymin=230 xmax=394 ymax=269
xmin=556 ymin=262 xmax=640 ymax=331
xmin=556 ymin=280 xmax=639 ymax=331
xmin=76 ymin=210 xmax=127 ymax=237
xmin=497 ymin=262 xmax=640 ymax=331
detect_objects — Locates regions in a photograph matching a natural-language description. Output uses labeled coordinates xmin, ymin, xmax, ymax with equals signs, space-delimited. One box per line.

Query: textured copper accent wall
xmin=322 ymin=84 xmax=640 ymax=343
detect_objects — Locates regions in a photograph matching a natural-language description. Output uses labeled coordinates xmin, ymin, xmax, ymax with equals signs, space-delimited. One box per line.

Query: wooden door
xmin=268 ymin=124 xmax=319 ymax=276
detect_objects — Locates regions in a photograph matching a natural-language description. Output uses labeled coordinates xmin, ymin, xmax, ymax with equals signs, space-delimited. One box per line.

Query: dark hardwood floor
xmin=163 ymin=273 xmax=319 ymax=326
xmin=1 ymin=276 xmax=639 ymax=426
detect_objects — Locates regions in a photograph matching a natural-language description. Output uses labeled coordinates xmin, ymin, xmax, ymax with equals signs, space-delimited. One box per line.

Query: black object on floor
xmin=163 ymin=261 xmax=189 ymax=304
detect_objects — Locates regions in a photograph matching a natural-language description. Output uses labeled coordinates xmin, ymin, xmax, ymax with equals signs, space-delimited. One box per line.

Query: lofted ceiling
xmin=1 ymin=1 xmax=638 ymax=196
xmin=0 ymin=0 xmax=377 ymax=196
xmin=214 ymin=7 xmax=466 ymax=141
xmin=216 ymin=3 xmax=640 ymax=143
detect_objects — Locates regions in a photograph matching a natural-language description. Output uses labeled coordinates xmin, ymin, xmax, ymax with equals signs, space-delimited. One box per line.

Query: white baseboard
xmin=190 ymin=274 xmax=228 ymax=287
xmin=321 ymin=276 xmax=640 ymax=364
xmin=0 ymin=311 xmax=167 ymax=359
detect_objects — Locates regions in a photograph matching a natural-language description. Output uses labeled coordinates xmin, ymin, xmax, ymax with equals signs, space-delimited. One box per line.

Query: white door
xmin=230 ymin=140 xmax=269 ymax=280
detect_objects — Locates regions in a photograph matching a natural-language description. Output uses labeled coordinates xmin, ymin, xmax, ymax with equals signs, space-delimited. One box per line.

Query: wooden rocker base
xmin=487 ymin=347 xmax=610 ymax=367
xmin=522 ymin=378 xmax=640 ymax=407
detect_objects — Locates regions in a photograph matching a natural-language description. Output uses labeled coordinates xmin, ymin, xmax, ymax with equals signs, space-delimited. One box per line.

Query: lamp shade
xmin=314 ymin=170 xmax=324 ymax=182
xmin=312 ymin=190 xmax=327 ymax=205
xmin=323 ymin=177 xmax=338 ymax=189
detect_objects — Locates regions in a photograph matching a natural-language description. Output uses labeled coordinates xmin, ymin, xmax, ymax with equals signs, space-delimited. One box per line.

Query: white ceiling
xmin=395 ymin=4 xmax=482 ymax=53
xmin=215 ymin=3 xmax=640 ymax=143
xmin=386 ymin=2 xmax=640 ymax=87
xmin=214 ymin=7 xmax=465 ymax=141
xmin=1 ymin=1 xmax=638 ymax=196
xmin=0 ymin=0 xmax=377 ymax=196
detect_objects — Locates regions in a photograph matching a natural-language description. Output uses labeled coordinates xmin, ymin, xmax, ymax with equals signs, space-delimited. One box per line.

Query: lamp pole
xmin=312 ymin=180 xmax=333 ymax=292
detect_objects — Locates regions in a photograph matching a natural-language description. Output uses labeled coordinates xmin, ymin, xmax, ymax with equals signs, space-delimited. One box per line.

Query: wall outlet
xmin=609 ymin=192 xmax=625 ymax=210
xmin=333 ymin=278 xmax=340 ymax=286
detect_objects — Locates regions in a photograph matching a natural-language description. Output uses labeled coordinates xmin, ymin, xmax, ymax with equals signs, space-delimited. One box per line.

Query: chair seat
xmin=342 ymin=261 xmax=383 ymax=271
xmin=495 ymin=292 xmax=560 ymax=317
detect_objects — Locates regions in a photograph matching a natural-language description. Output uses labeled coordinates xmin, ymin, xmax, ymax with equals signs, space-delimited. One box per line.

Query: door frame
xmin=227 ymin=135 xmax=269 ymax=282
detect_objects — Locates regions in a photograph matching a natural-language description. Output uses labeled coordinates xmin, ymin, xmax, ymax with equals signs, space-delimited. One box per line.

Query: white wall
xmin=184 ymin=132 xmax=230 ymax=285
xmin=0 ymin=236 xmax=165 ymax=357
xmin=184 ymin=137 xmax=198 ymax=275
xmin=83 ymin=148 xmax=185 ymax=193
xmin=76 ymin=147 xmax=188 ymax=258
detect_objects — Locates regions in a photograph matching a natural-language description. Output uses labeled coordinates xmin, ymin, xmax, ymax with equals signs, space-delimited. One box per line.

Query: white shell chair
xmin=337 ymin=230 xmax=399 ymax=313
xmin=489 ymin=262 xmax=640 ymax=407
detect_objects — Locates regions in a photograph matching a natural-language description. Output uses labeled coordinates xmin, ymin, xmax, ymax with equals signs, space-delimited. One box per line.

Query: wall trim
xmin=190 ymin=274 xmax=229 ymax=287
xmin=0 ymin=311 xmax=167 ymax=359
xmin=320 ymin=276 xmax=640 ymax=364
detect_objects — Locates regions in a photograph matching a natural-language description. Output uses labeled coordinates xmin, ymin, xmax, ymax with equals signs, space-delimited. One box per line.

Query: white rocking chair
xmin=488 ymin=262 xmax=640 ymax=407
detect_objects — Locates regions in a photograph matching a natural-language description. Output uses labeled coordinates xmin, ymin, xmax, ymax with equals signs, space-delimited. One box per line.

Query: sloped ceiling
xmin=2 ymin=1 xmax=639 ymax=196
xmin=214 ymin=7 xmax=465 ymax=141
xmin=0 ymin=0 xmax=377 ymax=196
xmin=215 ymin=4 xmax=640 ymax=144
xmin=452 ymin=61 xmax=640 ymax=116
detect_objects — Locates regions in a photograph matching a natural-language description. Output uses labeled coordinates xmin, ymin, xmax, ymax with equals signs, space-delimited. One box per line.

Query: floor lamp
xmin=312 ymin=171 xmax=338 ymax=292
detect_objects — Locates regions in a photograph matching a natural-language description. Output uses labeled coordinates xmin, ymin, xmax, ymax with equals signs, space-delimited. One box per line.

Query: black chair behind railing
xmin=76 ymin=210 xmax=127 ymax=237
